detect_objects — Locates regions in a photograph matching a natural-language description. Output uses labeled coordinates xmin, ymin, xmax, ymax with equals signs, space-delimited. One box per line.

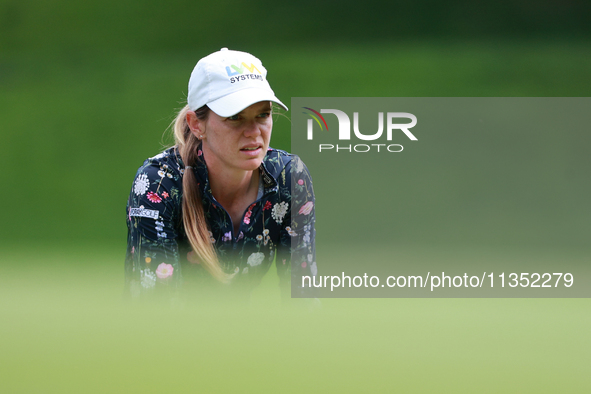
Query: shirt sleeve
xmin=276 ymin=155 xmax=317 ymax=298
xmin=125 ymin=160 xmax=183 ymax=299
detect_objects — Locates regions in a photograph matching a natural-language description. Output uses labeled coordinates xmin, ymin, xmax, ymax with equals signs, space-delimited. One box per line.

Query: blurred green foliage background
xmin=1 ymin=1 xmax=590 ymax=392
xmin=1 ymin=0 xmax=591 ymax=244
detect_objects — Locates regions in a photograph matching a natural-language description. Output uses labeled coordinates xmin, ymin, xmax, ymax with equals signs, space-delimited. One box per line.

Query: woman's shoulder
xmin=135 ymin=147 xmax=184 ymax=176
xmin=129 ymin=147 xmax=186 ymax=198
xmin=264 ymin=148 xmax=309 ymax=175
xmin=263 ymin=147 xmax=303 ymax=171
xmin=128 ymin=147 xmax=184 ymax=210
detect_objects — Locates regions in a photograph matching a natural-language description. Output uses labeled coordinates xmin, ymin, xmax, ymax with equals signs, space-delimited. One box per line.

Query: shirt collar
xmin=177 ymin=147 xmax=279 ymax=198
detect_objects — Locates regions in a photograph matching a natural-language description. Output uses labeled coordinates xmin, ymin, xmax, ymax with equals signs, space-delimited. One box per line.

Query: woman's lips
xmin=240 ymin=146 xmax=262 ymax=156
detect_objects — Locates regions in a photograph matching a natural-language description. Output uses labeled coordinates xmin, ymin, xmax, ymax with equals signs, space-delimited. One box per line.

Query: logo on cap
xmin=225 ymin=62 xmax=262 ymax=76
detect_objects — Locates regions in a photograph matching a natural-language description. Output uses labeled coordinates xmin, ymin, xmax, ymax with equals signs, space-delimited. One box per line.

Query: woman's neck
xmin=209 ymin=167 xmax=258 ymax=204
xmin=204 ymin=154 xmax=259 ymax=208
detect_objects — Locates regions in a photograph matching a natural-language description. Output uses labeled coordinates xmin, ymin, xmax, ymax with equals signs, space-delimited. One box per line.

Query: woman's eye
xmin=258 ymin=112 xmax=271 ymax=118
xmin=227 ymin=115 xmax=240 ymax=121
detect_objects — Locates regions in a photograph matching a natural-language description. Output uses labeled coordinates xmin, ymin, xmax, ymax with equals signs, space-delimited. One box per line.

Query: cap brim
xmin=207 ymin=88 xmax=288 ymax=117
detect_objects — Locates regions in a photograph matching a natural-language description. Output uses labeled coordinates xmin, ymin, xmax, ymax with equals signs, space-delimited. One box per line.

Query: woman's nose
xmin=242 ymin=120 xmax=261 ymax=137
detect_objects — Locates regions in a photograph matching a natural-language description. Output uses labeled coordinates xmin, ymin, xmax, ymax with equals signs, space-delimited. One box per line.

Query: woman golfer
xmin=125 ymin=48 xmax=316 ymax=300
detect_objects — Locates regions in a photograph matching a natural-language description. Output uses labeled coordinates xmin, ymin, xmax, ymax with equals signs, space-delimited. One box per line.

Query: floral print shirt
xmin=125 ymin=146 xmax=316 ymax=299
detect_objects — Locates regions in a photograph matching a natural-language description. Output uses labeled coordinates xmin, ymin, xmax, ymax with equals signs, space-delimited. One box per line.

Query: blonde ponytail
xmin=173 ymin=105 xmax=232 ymax=283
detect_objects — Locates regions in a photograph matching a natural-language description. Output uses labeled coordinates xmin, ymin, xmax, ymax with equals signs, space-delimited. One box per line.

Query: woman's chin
xmin=238 ymin=157 xmax=263 ymax=172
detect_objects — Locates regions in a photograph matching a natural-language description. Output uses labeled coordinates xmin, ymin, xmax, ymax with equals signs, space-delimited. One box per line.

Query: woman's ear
xmin=186 ymin=110 xmax=205 ymax=139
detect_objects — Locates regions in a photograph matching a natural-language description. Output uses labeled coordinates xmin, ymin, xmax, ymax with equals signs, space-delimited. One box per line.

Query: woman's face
xmin=196 ymin=101 xmax=273 ymax=173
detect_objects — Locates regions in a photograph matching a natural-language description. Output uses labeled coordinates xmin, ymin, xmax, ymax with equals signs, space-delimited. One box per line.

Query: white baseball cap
xmin=187 ymin=48 xmax=288 ymax=116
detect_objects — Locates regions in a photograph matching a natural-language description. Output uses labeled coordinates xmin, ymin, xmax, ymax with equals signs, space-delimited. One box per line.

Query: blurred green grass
xmin=1 ymin=244 xmax=590 ymax=393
